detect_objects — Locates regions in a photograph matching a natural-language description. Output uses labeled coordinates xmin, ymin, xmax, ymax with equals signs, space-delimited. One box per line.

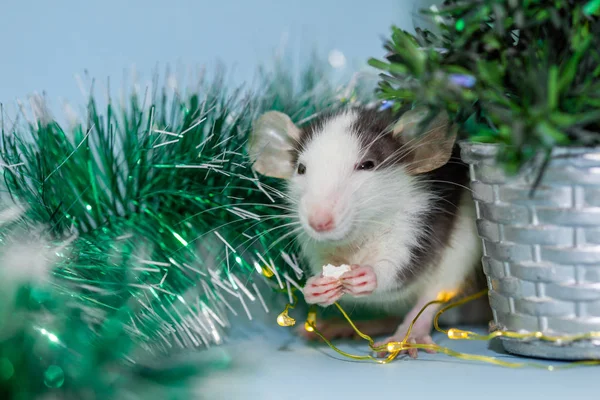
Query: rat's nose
xmin=308 ymin=209 xmax=335 ymax=232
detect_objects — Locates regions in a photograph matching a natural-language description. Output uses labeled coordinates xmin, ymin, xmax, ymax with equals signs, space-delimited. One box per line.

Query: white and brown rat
xmin=248 ymin=105 xmax=490 ymax=358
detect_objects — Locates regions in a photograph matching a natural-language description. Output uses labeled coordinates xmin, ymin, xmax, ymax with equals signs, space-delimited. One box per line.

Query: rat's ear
xmin=392 ymin=107 xmax=457 ymax=175
xmin=248 ymin=111 xmax=301 ymax=179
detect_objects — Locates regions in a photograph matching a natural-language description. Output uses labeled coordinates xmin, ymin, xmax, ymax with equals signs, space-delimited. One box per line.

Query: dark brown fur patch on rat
xmin=399 ymin=145 xmax=470 ymax=286
xmin=350 ymin=108 xmax=407 ymax=168
xmin=289 ymin=107 xmax=410 ymax=168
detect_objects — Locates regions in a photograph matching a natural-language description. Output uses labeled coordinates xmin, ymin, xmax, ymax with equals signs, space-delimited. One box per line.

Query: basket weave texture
xmin=460 ymin=142 xmax=600 ymax=359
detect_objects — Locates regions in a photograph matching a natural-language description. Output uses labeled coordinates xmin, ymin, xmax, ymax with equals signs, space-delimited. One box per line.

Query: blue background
xmin=0 ymin=0 xmax=432 ymax=108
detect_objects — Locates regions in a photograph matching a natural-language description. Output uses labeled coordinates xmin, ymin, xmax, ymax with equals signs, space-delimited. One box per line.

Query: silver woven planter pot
xmin=460 ymin=142 xmax=600 ymax=360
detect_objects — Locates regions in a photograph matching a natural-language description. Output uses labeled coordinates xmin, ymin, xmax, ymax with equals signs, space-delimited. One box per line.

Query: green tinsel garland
xmin=0 ymin=58 xmax=374 ymax=399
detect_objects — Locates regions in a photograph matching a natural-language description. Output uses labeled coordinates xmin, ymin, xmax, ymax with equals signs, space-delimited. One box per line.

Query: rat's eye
xmin=357 ymin=160 xmax=375 ymax=171
xmin=297 ymin=163 xmax=306 ymax=175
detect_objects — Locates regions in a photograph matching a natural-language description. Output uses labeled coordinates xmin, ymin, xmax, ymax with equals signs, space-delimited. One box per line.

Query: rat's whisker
xmin=374 ymin=134 xmax=442 ymax=171
xmin=263 ymin=227 xmax=304 ymax=255
xmin=418 ymin=179 xmax=473 ymax=193
xmin=235 ymin=217 xmax=301 ymax=243
xmin=177 ymin=218 xmax=250 ymax=249
xmin=176 ymin=202 xmax=296 ymax=225
xmin=359 ymin=120 xmax=397 ymax=156
xmin=237 ymin=222 xmax=302 ymax=251
xmin=351 ymin=219 xmax=390 ymax=227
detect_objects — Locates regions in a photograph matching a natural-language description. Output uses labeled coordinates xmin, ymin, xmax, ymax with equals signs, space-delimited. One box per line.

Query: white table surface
xmin=194 ymin=314 xmax=600 ymax=400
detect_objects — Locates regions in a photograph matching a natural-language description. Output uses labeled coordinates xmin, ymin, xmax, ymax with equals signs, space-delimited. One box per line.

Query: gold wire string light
xmin=432 ymin=290 xmax=600 ymax=343
xmin=280 ymin=288 xmax=600 ymax=369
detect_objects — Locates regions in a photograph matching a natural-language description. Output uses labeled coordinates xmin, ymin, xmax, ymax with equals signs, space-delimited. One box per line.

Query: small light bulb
xmin=261 ymin=266 xmax=274 ymax=278
xmin=276 ymin=314 xmax=286 ymax=326
xmin=277 ymin=306 xmax=296 ymax=327
xmin=437 ymin=290 xmax=457 ymax=302
xmin=448 ymin=329 xmax=468 ymax=339
xmin=304 ymin=310 xmax=317 ymax=332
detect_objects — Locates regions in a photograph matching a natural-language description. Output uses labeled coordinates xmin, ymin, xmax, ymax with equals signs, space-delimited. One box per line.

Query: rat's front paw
xmin=302 ymin=275 xmax=343 ymax=307
xmin=339 ymin=265 xmax=377 ymax=297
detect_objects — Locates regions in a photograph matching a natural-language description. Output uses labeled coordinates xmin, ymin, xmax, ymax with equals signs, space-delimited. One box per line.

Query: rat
xmin=248 ymin=105 xmax=490 ymax=358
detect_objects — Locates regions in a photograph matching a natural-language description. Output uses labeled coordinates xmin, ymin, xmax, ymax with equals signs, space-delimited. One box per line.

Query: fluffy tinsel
xmin=0 ymin=58 xmax=374 ymax=399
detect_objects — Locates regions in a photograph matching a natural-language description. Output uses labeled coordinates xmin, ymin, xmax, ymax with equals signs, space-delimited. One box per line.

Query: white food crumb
xmin=322 ymin=264 xmax=351 ymax=279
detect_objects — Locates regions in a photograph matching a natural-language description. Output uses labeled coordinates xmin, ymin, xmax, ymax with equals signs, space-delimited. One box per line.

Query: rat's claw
xmin=302 ymin=275 xmax=343 ymax=307
xmin=340 ymin=264 xmax=377 ymax=297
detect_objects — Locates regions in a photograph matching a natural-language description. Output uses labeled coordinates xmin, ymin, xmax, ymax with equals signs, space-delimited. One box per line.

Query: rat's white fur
xmin=287 ymin=110 xmax=482 ymax=314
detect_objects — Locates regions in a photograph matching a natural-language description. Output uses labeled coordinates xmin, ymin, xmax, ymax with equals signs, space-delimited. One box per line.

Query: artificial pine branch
xmin=370 ymin=0 xmax=600 ymax=173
